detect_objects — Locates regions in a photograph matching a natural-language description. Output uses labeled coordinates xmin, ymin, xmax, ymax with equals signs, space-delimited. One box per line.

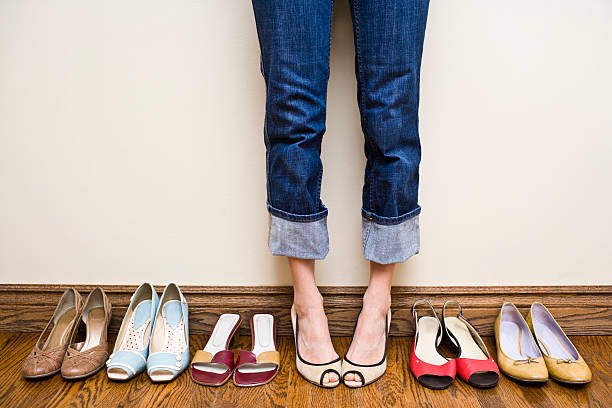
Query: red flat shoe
xmin=441 ymin=300 xmax=500 ymax=388
xmin=410 ymin=300 xmax=456 ymax=390
xmin=190 ymin=313 xmax=242 ymax=386
xmin=233 ymin=314 xmax=280 ymax=387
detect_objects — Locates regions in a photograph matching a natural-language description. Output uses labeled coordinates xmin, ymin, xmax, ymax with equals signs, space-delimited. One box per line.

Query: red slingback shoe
xmin=441 ymin=300 xmax=500 ymax=388
xmin=410 ymin=300 xmax=456 ymax=390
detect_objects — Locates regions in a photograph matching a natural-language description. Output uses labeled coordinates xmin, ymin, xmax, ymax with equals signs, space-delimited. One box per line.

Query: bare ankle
xmin=294 ymin=293 xmax=324 ymax=316
xmin=362 ymin=289 xmax=391 ymax=315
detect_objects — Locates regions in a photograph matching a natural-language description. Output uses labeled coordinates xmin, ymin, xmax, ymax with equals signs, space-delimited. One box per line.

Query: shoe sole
xmin=233 ymin=370 xmax=279 ymax=388
xmin=191 ymin=373 xmax=232 ymax=387
xmin=502 ymin=372 xmax=548 ymax=383
xmin=62 ymin=363 xmax=105 ymax=380
xmin=23 ymin=368 xmax=61 ymax=380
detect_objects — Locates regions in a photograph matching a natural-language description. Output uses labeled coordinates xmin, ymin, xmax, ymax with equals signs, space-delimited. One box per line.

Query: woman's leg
xmin=251 ymin=0 xmax=338 ymax=385
xmin=252 ymin=0 xmax=333 ymax=260
xmin=351 ymin=0 xmax=430 ymax=264
xmin=289 ymin=257 xmax=339 ymax=384
xmin=344 ymin=0 xmax=430 ymax=382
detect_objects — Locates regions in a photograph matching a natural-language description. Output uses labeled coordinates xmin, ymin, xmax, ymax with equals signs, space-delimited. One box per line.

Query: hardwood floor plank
xmin=286 ymin=337 xmax=311 ymax=408
xmin=330 ymin=337 xmax=356 ymax=407
xmin=377 ymin=337 xmax=408 ymax=407
xmin=188 ymin=333 xmax=217 ymax=408
xmin=261 ymin=336 xmax=290 ymax=408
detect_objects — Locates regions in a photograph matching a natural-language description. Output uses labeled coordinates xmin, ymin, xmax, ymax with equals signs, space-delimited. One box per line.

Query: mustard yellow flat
xmin=526 ymin=303 xmax=591 ymax=384
xmin=494 ymin=302 xmax=548 ymax=382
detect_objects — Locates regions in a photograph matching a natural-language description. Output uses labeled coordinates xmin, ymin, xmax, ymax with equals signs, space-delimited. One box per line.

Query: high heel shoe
xmin=526 ymin=302 xmax=591 ymax=384
xmin=61 ymin=287 xmax=112 ymax=380
xmin=106 ymin=283 xmax=159 ymax=381
xmin=440 ymin=300 xmax=499 ymax=388
xmin=147 ymin=283 xmax=190 ymax=382
xmin=341 ymin=308 xmax=391 ymax=388
xmin=410 ymin=299 xmax=456 ymax=390
xmin=22 ymin=288 xmax=83 ymax=379
xmin=290 ymin=305 xmax=341 ymax=388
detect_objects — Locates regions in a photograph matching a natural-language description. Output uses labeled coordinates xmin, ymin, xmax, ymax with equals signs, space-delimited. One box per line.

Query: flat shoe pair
xmin=495 ymin=302 xmax=592 ymax=384
xmin=190 ymin=313 xmax=279 ymax=387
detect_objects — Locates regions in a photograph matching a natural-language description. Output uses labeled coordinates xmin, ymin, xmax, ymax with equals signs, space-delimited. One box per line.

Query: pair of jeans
xmin=252 ymin=0 xmax=429 ymax=264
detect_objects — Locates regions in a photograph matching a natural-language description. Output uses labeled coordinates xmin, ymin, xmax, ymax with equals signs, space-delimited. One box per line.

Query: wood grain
xmin=0 ymin=333 xmax=610 ymax=407
xmin=0 ymin=284 xmax=610 ymax=337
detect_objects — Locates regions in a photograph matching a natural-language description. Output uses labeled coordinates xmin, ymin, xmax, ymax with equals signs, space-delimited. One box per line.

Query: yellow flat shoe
xmin=526 ymin=303 xmax=592 ymax=385
xmin=494 ymin=302 xmax=548 ymax=382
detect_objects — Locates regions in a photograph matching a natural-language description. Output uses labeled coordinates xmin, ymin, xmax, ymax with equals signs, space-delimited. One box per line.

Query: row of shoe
xmin=23 ymin=286 xmax=592 ymax=389
xmin=22 ymin=283 xmax=190 ymax=383
xmin=408 ymin=300 xmax=592 ymax=390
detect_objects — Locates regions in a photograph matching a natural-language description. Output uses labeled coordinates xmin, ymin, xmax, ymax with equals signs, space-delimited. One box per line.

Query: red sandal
xmin=190 ymin=313 xmax=242 ymax=386
xmin=410 ymin=300 xmax=456 ymax=390
xmin=441 ymin=300 xmax=500 ymax=388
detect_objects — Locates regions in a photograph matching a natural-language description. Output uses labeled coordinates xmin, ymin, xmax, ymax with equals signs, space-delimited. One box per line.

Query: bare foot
xmin=294 ymin=300 xmax=340 ymax=385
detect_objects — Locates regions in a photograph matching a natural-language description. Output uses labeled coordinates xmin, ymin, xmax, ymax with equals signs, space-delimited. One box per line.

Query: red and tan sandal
xmin=190 ymin=313 xmax=241 ymax=386
xmin=233 ymin=314 xmax=280 ymax=387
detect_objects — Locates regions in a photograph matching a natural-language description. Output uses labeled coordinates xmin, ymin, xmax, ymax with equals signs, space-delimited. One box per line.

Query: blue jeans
xmin=252 ymin=0 xmax=429 ymax=264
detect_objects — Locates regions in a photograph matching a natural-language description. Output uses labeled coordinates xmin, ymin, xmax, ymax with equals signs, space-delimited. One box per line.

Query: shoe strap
xmin=441 ymin=300 xmax=462 ymax=349
xmin=411 ymin=299 xmax=442 ymax=346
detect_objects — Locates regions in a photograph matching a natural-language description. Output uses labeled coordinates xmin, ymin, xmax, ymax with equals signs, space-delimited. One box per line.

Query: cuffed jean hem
xmin=267 ymin=208 xmax=329 ymax=260
xmin=361 ymin=209 xmax=420 ymax=264
xmin=267 ymin=202 xmax=328 ymax=222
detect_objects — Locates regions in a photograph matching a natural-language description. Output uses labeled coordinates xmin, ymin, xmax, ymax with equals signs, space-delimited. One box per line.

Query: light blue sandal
xmin=146 ymin=283 xmax=190 ymax=382
xmin=106 ymin=283 xmax=159 ymax=381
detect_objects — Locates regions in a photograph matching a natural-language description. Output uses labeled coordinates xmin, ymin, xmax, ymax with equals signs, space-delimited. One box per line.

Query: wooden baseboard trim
xmin=0 ymin=284 xmax=610 ymax=337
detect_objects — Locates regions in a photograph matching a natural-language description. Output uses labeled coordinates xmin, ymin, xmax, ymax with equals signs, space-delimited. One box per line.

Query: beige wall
xmin=1 ymin=1 xmax=611 ymax=286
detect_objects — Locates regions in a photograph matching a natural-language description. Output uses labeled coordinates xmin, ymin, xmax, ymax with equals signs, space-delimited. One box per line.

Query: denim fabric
xmin=252 ymin=0 xmax=429 ymax=263
xmin=269 ymin=213 xmax=329 ymax=259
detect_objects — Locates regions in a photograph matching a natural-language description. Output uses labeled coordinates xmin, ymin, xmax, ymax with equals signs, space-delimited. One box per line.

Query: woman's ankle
xmin=362 ymin=288 xmax=391 ymax=315
xmin=293 ymin=292 xmax=325 ymax=316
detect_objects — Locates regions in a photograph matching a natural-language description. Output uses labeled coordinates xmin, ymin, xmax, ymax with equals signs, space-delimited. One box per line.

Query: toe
xmin=322 ymin=373 xmax=330 ymax=384
xmin=329 ymin=372 xmax=338 ymax=383
xmin=344 ymin=373 xmax=354 ymax=381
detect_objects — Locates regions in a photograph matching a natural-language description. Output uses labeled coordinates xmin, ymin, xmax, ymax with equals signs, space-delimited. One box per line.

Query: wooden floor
xmin=1 ymin=332 xmax=610 ymax=408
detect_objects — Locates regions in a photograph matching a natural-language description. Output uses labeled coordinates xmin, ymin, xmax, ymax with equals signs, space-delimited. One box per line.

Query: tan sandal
xmin=341 ymin=309 xmax=391 ymax=388
xmin=290 ymin=305 xmax=341 ymax=388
